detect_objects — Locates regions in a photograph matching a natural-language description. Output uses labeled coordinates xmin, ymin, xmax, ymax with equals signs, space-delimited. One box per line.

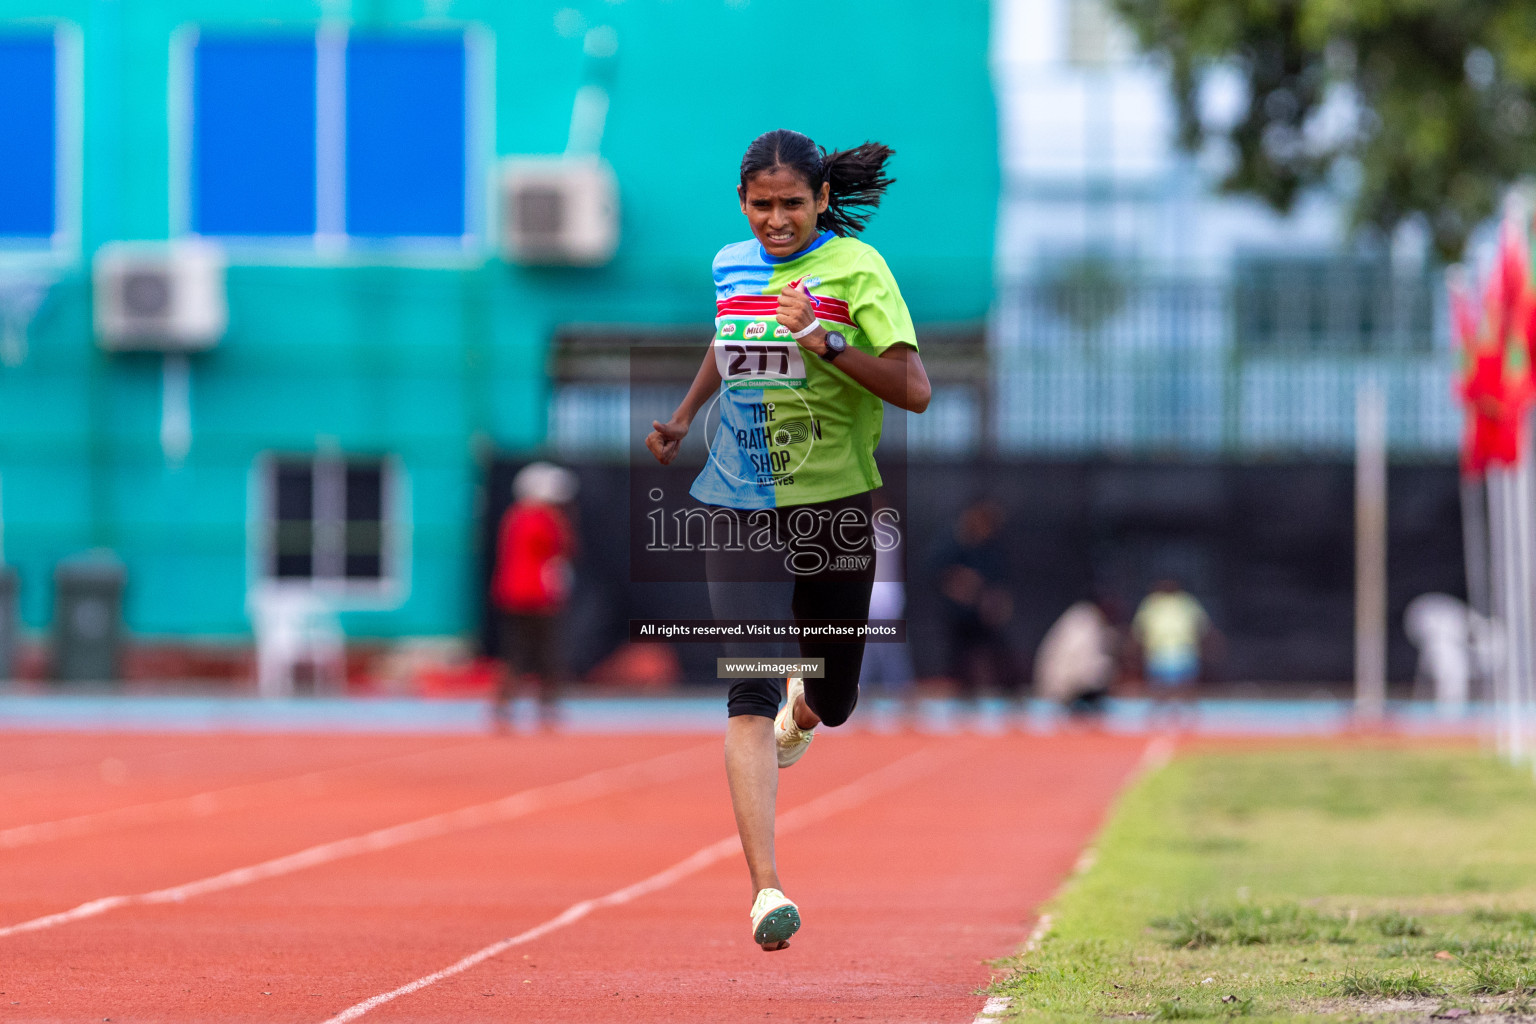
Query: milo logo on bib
xmin=744 ymin=321 xmax=768 ymax=340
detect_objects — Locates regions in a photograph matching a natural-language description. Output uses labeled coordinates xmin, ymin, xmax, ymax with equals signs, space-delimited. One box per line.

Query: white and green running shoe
xmin=774 ymin=677 xmax=814 ymax=768
xmin=751 ymin=887 xmax=801 ymax=948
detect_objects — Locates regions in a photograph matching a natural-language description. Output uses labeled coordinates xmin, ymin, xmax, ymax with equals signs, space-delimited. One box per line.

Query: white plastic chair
xmin=1403 ymin=593 xmax=1472 ymax=715
xmin=250 ymin=588 xmax=345 ymax=698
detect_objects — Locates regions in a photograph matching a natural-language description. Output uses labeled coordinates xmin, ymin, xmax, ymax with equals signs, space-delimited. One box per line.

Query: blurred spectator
xmin=860 ymin=528 xmax=916 ymax=723
xmin=1034 ymin=598 xmax=1118 ymax=717
xmin=490 ymin=462 xmax=578 ymax=731
xmin=1404 ymin=593 xmax=1473 ymax=715
xmin=1130 ymin=579 xmax=1214 ymax=710
xmin=937 ymin=499 xmax=1019 ymax=702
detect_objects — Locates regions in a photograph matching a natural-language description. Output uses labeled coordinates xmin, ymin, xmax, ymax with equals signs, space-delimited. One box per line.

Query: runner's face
xmin=739 ymin=166 xmax=830 ymax=258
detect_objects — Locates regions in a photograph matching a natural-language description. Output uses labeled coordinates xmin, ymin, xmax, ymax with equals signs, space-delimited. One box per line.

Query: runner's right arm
xmin=646 ymin=345 xmax=722 ymax=465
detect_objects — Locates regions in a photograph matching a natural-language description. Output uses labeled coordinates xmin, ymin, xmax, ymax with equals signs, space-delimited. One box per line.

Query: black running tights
xmin=704 ymin=491 xmax=877 ymax=725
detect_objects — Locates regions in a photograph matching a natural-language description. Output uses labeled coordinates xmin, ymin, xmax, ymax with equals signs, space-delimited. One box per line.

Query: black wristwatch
xmin=820 ymin=330 xmax=848 ymax=362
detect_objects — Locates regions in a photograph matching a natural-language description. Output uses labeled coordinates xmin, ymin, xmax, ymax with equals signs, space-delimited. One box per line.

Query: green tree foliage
xmin=1109 ymin=0 xmax=1536 ymax=261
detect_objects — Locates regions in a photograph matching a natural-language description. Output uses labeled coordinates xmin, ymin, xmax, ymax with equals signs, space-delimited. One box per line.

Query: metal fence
xmin=546 ymin=273 xmax=1462 ymax=460
xmin=990 ymin=274 xmax=1459 ymax=458
xmin=988 ymin=350 xmax=1458 ymax=457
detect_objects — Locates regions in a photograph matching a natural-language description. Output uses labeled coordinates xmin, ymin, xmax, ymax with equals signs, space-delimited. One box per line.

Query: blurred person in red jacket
xmin=490 ymin=462 xmax=578 ymax=731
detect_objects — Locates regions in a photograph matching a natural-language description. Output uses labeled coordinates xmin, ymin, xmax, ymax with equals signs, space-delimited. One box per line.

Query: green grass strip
xmin=990 ymin=746 xmax=1536 ymax=1021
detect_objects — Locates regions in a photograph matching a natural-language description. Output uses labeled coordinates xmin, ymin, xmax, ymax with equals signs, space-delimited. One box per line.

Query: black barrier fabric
xmin=478 ymin=460 xmax=1464 ymax=688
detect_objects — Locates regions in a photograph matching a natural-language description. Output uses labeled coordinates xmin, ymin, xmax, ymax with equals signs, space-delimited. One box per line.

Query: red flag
xmin=1455 ymin=217 xmax=1535 ymax=472
xmin=1456 ymin=295 xmax=1510 ymax=475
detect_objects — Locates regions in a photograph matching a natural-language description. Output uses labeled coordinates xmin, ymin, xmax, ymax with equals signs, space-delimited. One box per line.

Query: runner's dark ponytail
xmin=819 ymin=143 xmax=895 ymax=236
xmin=738 ymin=129 xmax=895 ymax=237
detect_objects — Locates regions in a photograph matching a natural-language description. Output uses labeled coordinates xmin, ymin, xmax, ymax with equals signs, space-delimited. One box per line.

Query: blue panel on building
xmin=0 ymin=35 xmax=56 ymax=238
xmin=345 ymin=36 xmax=465 ymax=238
xmin=193 ymin=36 xmax=316 ymax=236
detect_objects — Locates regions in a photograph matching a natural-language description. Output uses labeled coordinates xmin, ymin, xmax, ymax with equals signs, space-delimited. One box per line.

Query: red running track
xmin=0 ymin=730 xmax=1152 ymax=1023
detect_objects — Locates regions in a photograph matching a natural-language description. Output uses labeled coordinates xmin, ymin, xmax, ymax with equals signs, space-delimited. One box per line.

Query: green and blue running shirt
xmin=689 ymin=231 xmax=918 ymax=510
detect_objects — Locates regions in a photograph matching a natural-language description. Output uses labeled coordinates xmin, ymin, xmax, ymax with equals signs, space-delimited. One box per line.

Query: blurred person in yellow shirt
xmin=1131 ymin=579 xmax=1214 ymax=709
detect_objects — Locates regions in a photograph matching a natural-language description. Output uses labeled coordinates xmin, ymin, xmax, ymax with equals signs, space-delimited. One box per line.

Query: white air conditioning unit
xmin=94 ymin=241 xmax=227 ymax=352
xmin=500 ymin=157 xmax=619 ymax=267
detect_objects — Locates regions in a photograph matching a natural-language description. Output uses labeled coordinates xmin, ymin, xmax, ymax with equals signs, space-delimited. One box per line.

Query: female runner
xmin=645 ymin=129 xmax=931 ymax=951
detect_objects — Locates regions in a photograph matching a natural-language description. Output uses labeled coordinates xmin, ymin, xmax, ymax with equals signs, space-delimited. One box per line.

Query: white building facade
xmin=985 ymin=0 xmax=1458 ymax=458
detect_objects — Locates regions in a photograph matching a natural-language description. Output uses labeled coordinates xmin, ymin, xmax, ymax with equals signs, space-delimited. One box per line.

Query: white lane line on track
xmin=0 ymin=743 xmax=715 ymax=940
xmin=316 ymin=746 xmax=949 ymax=1024
xmin=967 ymin=913 xmax=1049 ymax=1022
xmin=0 ymin=739 xmax=493 ymax=850
xmin=1023 ymin=912 xmax=1054 ymax=953
xmin=971 ymin=736 xmax=1176 ymax=1023
xmin=974 ymin=996 xmax=1013 ymax=1019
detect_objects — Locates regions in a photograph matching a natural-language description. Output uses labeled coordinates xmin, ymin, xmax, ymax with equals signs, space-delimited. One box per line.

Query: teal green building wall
xmin=0 ymin=0 xmax=998 ymax=641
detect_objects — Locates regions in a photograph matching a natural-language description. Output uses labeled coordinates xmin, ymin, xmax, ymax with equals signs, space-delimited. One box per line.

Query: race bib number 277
xmin=714 ymin=320 xmax=807 ymax=384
